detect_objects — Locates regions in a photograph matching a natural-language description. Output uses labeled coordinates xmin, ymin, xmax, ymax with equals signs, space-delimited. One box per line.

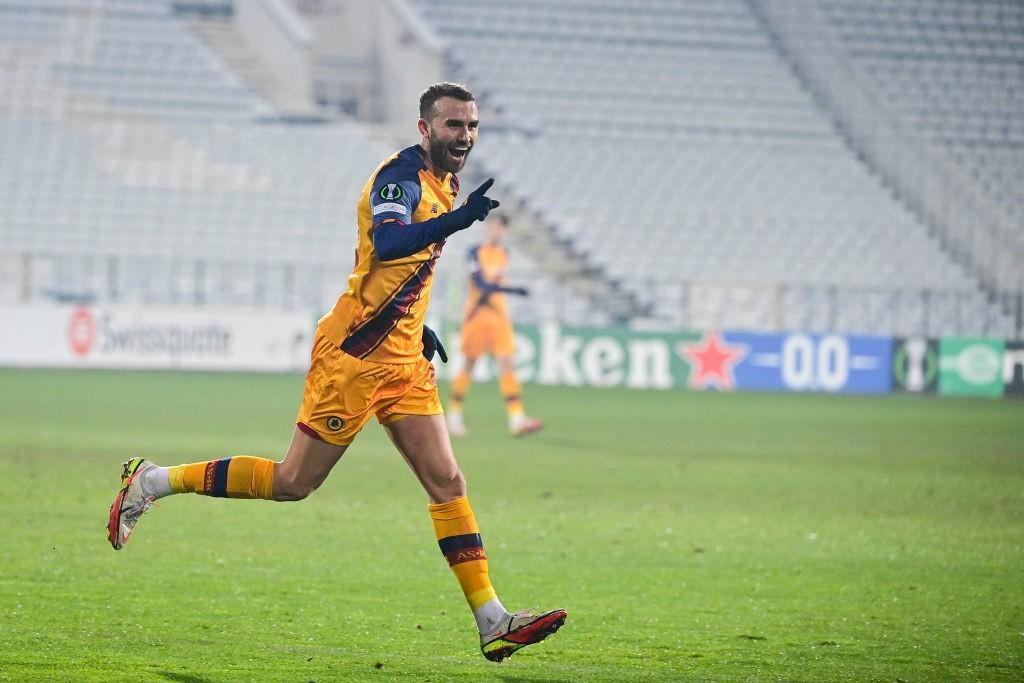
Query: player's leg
xmin=447 ymin=355 xmax=476 ymax=437
xmin=385 ymin=413 xmax=464 ymax=503
xmin=157 ymin=426 xmax=346 ymax=501
xmin=494 ymin=330 xmax=542 ymax=436
xmin=108 ymin=332 xmax=362 ymax=549
xmin=273 ymin=427 xmax=348 ymax=500
xmin=384 ymin=412 xmax=566 ymax=661
xmin=108 ymin=428 xmax=347 ymax=549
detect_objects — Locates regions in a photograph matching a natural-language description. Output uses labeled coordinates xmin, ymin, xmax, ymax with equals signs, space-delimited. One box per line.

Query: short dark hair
xmin=419 ymin=82 xmax=475 ymax=119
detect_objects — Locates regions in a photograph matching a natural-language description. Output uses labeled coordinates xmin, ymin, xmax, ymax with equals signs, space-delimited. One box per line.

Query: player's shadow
xmin=158 ymin=672 xmax=213 ymax=683
xmin=497 ymin=676 xmax=572 ymax=683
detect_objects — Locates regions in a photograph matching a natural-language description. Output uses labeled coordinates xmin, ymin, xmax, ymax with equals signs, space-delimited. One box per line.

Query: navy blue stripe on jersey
xmin=340 ymin=260 xmax=436 ymax=358
xmin=341 ymin=267 xmax=420 ymax=354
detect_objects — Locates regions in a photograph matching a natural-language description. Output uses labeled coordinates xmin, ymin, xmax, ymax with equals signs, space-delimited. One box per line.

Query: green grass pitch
xmin=1 ymin=368 xmax=1022 ymax=681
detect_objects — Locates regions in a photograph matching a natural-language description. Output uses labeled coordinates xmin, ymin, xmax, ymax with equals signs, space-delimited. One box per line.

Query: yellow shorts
xmin=296 ymin=332 xmax=442 ymax=446
xmin=460 ymin=309 xmax=516 ymax=359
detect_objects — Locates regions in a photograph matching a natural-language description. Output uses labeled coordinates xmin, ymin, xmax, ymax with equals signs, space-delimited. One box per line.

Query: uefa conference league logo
xmin=893 ymin=337 xmax=1023 ymax=397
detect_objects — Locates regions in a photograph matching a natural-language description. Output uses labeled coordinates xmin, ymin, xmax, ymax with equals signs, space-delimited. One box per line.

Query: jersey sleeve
xmin=370 ymin=161 xmax=422 ymax=228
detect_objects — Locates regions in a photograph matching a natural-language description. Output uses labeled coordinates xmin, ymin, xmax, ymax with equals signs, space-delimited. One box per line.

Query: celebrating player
xmin=446 ymin=215 xmax=543 ymax=437
xmin=106 ymin=82 xmax=566 ymax=662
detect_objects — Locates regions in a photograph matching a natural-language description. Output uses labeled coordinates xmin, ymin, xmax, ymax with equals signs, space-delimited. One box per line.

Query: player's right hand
xmin=463 ymin=178 xmax=500 ymax=223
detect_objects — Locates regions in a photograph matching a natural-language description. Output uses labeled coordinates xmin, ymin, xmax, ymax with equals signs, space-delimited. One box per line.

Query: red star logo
xmin=677 ymin=332 xmax=747 ymax=390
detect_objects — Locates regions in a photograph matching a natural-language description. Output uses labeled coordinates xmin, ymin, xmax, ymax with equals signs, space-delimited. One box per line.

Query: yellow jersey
xmin=318 ymin=145 xmax=458 ymax=363
xmin=464 ymin=241 xmax=511 ymax=320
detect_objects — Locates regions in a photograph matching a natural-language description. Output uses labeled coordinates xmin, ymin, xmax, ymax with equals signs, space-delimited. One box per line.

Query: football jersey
xmin=318 ymin=145 xmax=458 ymax=364
xmin=464 ymin=241 xmax=510 ymax=320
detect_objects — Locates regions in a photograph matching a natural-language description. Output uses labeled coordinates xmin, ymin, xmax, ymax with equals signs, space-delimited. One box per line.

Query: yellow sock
xmin=450 ymin=369 xmax=472 ymax=412
xmin=429 ymin=496 xmax=497 ymax=610
xmin=168 ymin=456 xmax=274 ymax=499
xmin=499 ymin=370 xmax=524 ymax=418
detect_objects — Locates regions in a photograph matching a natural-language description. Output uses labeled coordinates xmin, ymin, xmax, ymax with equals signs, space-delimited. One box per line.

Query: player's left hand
xmin=462 ymin=178 xmax=500 ymax=223
xmin=422 ymin=325 xmax=448 ymax=363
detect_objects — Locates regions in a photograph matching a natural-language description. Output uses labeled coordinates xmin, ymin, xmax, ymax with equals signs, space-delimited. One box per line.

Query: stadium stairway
xmin=475 ymin=169 xmax=645 ymax=324
xmin=185 ymin=12 xmax=317 ymax=116
xmin=441 ymin=126 xmax=643 ymax=323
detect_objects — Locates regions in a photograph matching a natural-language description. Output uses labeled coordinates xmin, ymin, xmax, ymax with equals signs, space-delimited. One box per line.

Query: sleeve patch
xmin=369 ymin=158 xmax=421 ymax=225
xmin=379 ymin=183 xmax=404 ymax=201
xmin=373 ymin=202 xmax=408 ymax=216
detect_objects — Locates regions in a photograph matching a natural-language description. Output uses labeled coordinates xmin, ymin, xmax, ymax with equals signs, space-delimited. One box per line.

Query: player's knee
xmin=453 ymin=469 xmax=467 ymax=497
xmin=276 ymin=487 xmax=311 ymax=502
xmin=435 ymin=468 xmax=467 ymax=501
xmin=273 ymin=471 xmax=318 ymax=502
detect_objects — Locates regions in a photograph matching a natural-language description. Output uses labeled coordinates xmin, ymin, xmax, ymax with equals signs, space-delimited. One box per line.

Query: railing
xmin=629 ymin=278 xmax=1021 ymax=340
xmin=2 ymin=252 xmax=1019 ymax=339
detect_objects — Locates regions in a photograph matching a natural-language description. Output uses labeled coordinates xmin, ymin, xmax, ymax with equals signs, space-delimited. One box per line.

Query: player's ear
xmin=417 ymin=118 xmax=429 ymax=137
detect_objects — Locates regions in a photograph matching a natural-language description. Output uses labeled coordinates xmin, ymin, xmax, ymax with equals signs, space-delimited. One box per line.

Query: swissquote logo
xmin=68 ymin=308 xmax=96 ymax=357
xmin=65 ymin=308 xmax=231 ymax=358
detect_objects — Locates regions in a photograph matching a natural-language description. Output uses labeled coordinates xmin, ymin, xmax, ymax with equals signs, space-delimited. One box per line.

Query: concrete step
xmin=505 ymin=209 xmax=642 ymax=322
xmin=187 ymin=17 xmax=315 ymax=115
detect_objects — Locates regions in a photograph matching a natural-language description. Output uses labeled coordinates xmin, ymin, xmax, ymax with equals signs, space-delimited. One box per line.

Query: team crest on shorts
xmin=326 ymin=416 xmax=344 ymax=432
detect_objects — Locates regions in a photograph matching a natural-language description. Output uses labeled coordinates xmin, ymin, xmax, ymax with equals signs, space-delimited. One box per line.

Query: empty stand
xmin=0 ymin=0 xmax=1018 ymax=336
xmin=412 ymin=0 xmax=1018 ymax=335
xmin=822 ymin=0 xmax=1024 ymax=221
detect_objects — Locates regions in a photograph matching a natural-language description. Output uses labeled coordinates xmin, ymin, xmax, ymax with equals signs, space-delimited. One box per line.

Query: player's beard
xmin=427 ymin=131 xmax=470 ymax=174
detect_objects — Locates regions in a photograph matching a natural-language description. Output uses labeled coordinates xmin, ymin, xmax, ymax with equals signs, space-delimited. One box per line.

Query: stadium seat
xmin=0 ymin=0 xmax=1017 ymax=336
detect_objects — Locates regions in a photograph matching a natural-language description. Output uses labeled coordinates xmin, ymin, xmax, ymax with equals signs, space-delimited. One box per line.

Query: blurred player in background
xmin=447 ymin=215 xmax=543 ymax=437
xmin=107 ymin=82 xmax=566 ymax=662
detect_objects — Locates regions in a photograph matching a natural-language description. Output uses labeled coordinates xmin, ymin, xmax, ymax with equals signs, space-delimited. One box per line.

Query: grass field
xmin=1 ymin=368 xmax=1022 ymax=682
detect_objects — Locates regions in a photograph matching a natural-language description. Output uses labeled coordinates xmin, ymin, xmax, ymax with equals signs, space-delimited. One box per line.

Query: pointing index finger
xmin=474 ymin=178 xmax=495 ymax=195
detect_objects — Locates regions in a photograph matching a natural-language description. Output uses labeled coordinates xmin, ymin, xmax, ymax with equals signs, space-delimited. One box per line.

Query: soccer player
xmin=446 ymin=215 xmax=543 ymax=437
xmin=106 ymin=82 xmax=566 ymax=663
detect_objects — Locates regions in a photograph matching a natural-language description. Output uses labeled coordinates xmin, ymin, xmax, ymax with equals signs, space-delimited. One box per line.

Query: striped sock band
xmin=429 ymin=495 xmax=498 ymax=611
xmin=168 ymin=456 xmax=274 ymax=499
